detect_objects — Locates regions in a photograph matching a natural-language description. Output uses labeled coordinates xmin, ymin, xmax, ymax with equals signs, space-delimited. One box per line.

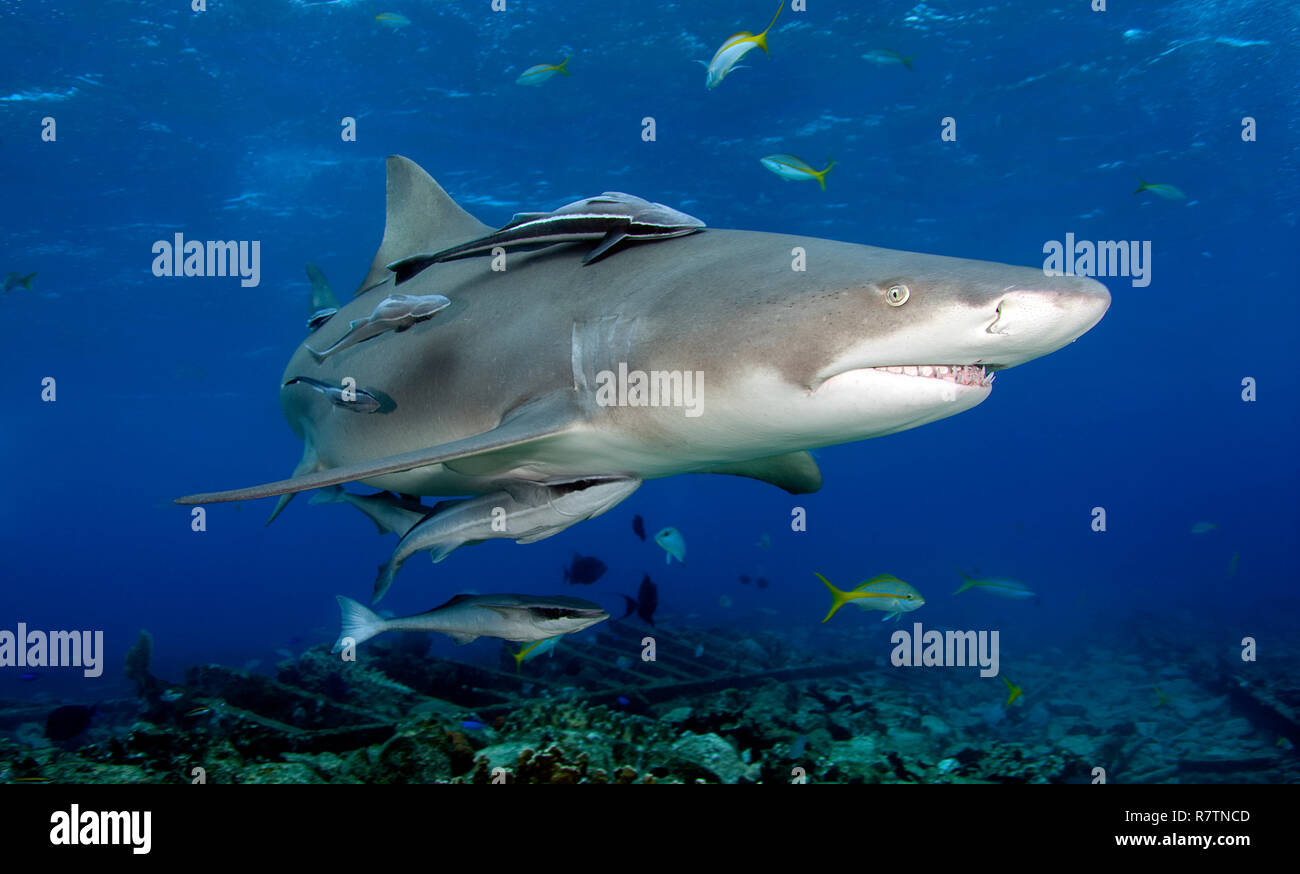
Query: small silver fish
xmin=387 ymin=193 xmax=705 ymax=283
xmin=306 ymin=293 xmax=451 ymax=362
xmin=283 ymin=376 xmax=388 ymax=413
xmin=372 ymin=477 xmax=639 ymax=603
xmin=334 ymin=593 xmax=608 ymax=648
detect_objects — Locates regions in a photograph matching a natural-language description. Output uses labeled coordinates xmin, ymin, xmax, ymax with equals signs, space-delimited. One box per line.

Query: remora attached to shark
xmin=387 ymin=191 xmax=705 ymax=284
xmin=178 ymin=157 xmax=1110 ymax=549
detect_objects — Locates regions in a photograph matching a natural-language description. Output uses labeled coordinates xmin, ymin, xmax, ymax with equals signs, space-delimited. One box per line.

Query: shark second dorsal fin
xmin=354 ymin=156 xmax=493 ymax=296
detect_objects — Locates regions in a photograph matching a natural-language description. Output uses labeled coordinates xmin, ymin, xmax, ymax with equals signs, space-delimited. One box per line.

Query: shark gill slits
xmin=886 ymin=284 xmax=910 ymax=306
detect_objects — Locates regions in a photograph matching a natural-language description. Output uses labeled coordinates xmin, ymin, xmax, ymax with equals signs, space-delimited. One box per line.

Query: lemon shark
xmin=177 ymin=156 xmax=1110 ymax=532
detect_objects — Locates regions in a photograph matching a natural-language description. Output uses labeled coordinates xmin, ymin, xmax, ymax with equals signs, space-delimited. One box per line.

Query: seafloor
xmin=2 ymin=622 xmax=1296 ymax=784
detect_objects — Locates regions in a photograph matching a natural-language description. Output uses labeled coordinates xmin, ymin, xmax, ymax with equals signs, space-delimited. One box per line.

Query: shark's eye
xmin=886 ymin=284 xmax=910 ymax=306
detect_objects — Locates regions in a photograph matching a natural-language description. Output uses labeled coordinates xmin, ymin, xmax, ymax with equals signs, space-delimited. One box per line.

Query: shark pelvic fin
xmin=177 ymin=395 xmax=579 ymax=505
xmin=354 ymin=155 xmax=492 ymax=296
xmin=264 ymin=433 xmax=322 ymax=526
xmin=698 ymin=450 xmax=823 ymax=494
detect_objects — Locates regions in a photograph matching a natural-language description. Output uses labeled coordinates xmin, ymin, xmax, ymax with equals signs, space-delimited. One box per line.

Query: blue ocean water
xmin=1 ymin=0 xmax=1296 ymax=781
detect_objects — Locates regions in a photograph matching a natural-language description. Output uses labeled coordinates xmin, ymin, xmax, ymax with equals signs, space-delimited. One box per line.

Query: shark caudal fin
xmin=354 ymin=156 xmax=493 ymax=296
xmin=333 ymin=596 xmax=387 ymax=651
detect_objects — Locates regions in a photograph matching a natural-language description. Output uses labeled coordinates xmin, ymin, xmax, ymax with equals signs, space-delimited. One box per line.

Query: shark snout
xmin=984 ymin=277 xmax=1110 ymax=368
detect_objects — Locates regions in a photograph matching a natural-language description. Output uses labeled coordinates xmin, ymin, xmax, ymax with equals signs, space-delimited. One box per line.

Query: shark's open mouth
xmin=870 ymin=364 xmax=995 ymax=388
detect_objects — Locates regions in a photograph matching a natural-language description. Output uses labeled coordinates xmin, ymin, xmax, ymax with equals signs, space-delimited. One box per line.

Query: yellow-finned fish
xmin=1001 ymin=676 xmax=1023 ymax=706
xmin=511 ymin=635 xmax=561 ymax=672
xmin=816 ymin=573 xmax=925 ymax=623
xmin=702 ymin=2 xmax=784 ymax=90
xmin=1134 ymin=179 xmax=1186 ymax=199
xmin=516 ymin=57 xmax=571 ymax=86
xmin=375 ymin=12 xmax=411 ymax=30
xmin=760 ymin=154 xmax=836 ymax=191
xmin=953 ymin=570 xmax=1036 ymax=599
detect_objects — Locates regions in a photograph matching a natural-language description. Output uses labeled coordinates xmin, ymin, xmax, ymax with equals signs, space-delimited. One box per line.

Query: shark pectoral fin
xmin=698 ymin=451 xmax=823 ymax=494
xmin=582 ymin=230 xmax=629 ymax=265
xmin=354 ymin=155 xmax=493 ymax=296
xmin=448 ymin=633 xmax=478 ymax=646
xmin=176 ymin=395 xmax=579 ymax=505
xmin=264 ymin=434 xmax=322 ymax=526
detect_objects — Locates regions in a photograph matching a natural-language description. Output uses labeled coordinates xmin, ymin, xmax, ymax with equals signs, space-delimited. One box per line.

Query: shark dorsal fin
xmin=355 ymin=156 xmax=492 ymax=296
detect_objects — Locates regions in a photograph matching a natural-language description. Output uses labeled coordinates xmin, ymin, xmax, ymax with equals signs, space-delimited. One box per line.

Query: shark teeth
xmin=872 ymin=364 xmax=994 ymax=387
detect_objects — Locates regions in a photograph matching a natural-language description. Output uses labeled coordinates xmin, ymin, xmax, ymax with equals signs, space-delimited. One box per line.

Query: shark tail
xmin=334 ymin=596 xmax=387 ymax=652
xmin=817 ymin=572 xmax=857 ymax=623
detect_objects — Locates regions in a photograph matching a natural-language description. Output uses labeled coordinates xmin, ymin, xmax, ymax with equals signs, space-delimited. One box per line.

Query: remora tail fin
xmin=333 ymin=596 xmax=387 ymax=651
xmin=354 ymin=156 xmax=492 ymax=296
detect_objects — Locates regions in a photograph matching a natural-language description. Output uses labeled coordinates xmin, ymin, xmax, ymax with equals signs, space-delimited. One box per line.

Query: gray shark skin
xmin=333 ymin=592 xmax=608 ymax=649
xmin=178 ymin=156 xmax=1110 ymax=526
xmin=372 ymin=477 xmax=641 ymax=603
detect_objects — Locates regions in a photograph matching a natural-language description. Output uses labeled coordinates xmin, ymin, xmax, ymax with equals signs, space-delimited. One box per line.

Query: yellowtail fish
xmin=1001 ymin=676 xmax=1023 ymax=705
xmin=13 ymin=776 xmax=53 ymax=783
xmin=516 ymin=57 xmax=570 ymax=86
xmin=1189 ymin=521 xmax=1216 ymax=534
xmin=375 ymin=12 xmax=411 ymax=30
xmin=760 ymin=154 xmax=836 ymax=191
xmin=953 ymin=571 xmax=1036 ymax=599
xmin=702 ymin=1 xmax=784 ymax=90
xmin=1134 ymin=179 xmax=1186 ymax=199
xmin=511 ymin=635 xmax=562 ymax=672
xmin=184 ymin=707 xmax=211 ymax=718
xmin=816 ymin=573 xmax=925 ymax=623
xmin=1227 ymin=550 xmax=1239 ymax=579
xmin=655 ymin=526 xmax=686 ymax=564
xmin=861 ymin=49 xmax=915 ymax=70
